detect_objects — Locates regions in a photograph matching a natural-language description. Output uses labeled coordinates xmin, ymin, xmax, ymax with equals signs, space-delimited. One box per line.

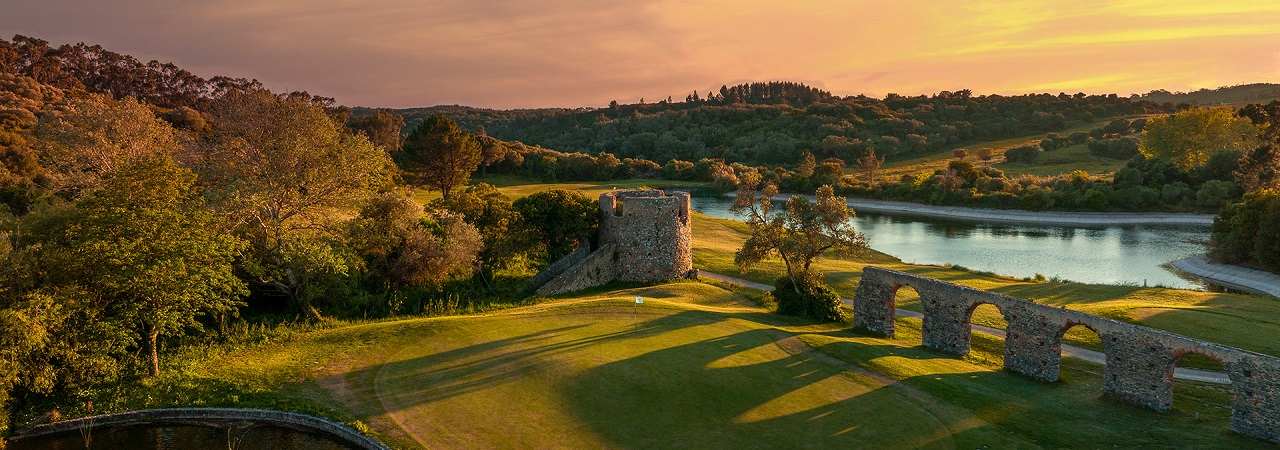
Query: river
xmin=689 ymin=196 xmax=1211 ymax=290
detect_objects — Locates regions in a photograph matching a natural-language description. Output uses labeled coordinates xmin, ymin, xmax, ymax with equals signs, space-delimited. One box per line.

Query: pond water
xmin=8 ymin=424 xmax=357 ymax=450
xmin=690 ymin=196 xmax=1211 ymax=290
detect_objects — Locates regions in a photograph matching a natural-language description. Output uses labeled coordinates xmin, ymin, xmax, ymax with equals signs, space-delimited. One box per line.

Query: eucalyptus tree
xmin=201 ymin=90 xmax=391 ymax=321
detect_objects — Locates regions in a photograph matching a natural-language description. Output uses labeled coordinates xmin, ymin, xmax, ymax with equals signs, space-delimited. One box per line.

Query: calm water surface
xmin=690 ymin=196 xmax=1211 ymax=290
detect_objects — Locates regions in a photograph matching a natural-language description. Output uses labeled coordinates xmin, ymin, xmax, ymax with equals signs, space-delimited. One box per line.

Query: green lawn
xmin=66 ymin=282 xmax=1265 ymax=449
xmin=995 ymin=141 xmax=1131 ymax=178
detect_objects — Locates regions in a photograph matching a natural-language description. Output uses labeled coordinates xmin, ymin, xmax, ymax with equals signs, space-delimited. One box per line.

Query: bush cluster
xmin=772 ymin=277 xmax=844 ymax=322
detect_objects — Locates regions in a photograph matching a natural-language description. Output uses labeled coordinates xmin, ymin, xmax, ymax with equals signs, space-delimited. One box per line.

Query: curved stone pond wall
xmin=6 ymin=408 xmax=389 ymax=450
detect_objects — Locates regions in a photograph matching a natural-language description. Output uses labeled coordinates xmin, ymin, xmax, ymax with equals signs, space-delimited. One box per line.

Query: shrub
xmin=952 ymin=148 xmax=968 ymax=159
xmin=1003 ymin=145 xmax=1041 ymax=164
xmin=1196 ymin=179 xmax=1237 ymax=208
xmin=772 ymin=277 xmax=844 ymax=322
xmin=1088 ymin=137 xmax=1140 ymax=160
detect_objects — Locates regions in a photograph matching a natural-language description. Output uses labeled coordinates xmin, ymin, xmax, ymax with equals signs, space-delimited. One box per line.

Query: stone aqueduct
xmin=854 ymin=266 xmax=1280 ymax=443
xmin=531 ymin=189 xmax=1280 ymax=443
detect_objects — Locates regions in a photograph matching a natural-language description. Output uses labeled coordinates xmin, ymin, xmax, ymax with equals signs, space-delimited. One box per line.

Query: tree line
xmin=390 ymin=83 xmax=1175 ymax=167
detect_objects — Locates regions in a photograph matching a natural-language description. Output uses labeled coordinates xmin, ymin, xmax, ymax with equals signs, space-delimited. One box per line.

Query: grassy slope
xmin=108 ymin=282 xmax=1259 ymax=449
xmin=881 ymin=121 xmax=1130 ymax=180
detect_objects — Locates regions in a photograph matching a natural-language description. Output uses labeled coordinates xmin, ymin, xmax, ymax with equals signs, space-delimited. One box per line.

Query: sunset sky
xmin=4 ymin=0 xmax=1278 ymax=109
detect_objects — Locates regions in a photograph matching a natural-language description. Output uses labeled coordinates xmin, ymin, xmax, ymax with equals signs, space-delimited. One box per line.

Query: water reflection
xmin=691 ymin=196 xmax=1209 ymax=290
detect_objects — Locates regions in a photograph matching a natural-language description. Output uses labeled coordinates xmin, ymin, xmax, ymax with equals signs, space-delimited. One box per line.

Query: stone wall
xmin=535 ymin=244 xmax=617 ymax=296
xmin=853 ymin=266 xmax=1280 ymax=443
xmin=599 ymin=190 xmax=693 ymax=282
xmin=523 ymin=242 xmax=591 ymax=292
xmin=532 ymin=190 xmax=694 ymax=296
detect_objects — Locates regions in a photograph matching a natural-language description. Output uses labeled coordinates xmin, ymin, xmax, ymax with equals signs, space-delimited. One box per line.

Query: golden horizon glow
xmin=1 ymin=0 xmax=1277 ymax=108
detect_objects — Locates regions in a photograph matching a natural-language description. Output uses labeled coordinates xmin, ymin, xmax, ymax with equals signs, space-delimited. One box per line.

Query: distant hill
xmin=364 ymin=82 xmax=1174 ymax=167
xmin=1135 ymin=83 xmax=1280 ymax=106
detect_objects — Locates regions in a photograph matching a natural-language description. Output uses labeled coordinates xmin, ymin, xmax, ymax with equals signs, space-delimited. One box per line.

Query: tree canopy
xmin=201 ymin=90 xmax=391 ymax=321
xmin=1139 ymin=106 xmax=1261 ymax=169
xmin=399 ymin=114 xmax=481 ymax=197
xmin=731 ymin=172 xmax=868 ymax=290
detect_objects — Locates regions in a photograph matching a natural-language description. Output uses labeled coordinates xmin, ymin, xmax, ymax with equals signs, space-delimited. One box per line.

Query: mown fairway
xmin=189 ymin=282 xmax=1264 ymax=449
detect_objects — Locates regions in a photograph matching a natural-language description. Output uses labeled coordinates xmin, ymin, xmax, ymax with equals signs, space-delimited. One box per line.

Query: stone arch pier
xmin=853 ymin=266 xmax=1280 ymax=443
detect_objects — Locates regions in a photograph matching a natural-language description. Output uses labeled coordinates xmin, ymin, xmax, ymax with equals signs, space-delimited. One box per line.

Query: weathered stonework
xmin=853 ymin=266 xmax=1280 ymax=443
xmin=8 ymin=408 xmax=389 ymax=450
xmin=533 ymin=190 xmax=695 ymax=296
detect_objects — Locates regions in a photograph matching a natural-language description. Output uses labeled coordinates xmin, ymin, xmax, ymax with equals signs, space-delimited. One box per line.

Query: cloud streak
xmin=1 ymin=0 xmax=1277 ymax=108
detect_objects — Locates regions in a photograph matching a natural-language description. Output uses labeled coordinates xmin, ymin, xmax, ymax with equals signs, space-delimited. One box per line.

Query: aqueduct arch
xmin=852 ymin=266 xmax=1280 ymax=443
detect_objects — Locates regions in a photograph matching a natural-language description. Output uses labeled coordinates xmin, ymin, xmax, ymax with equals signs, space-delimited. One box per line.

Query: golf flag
xmin=635 ymin=297 xmax=643 ymax=304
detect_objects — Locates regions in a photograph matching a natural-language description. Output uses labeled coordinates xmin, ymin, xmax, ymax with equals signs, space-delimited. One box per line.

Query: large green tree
xmin=34 ymin=94 xmax=181 ymax=197
xmin=430 ymin=183 xmax=524 ymax=286
xmin=347 ymin=192 xmax=483 ymax=289
xmin=513 ymin=189 xmax=598 ymax=265
xmin=18 ymin=156 xmax=245 ymax=377
xmin=399 ymin=114 xmax=481 ymax=197
xmin=1140 ymin=106 xmax=1261 ymax=169
xmin=202 ymin=90 xmax=390 ymax=321
xmin=1236 ymin=100 xmax=1280 ymax=192
xmin=348 ymin=108 xmax=405 ymax=152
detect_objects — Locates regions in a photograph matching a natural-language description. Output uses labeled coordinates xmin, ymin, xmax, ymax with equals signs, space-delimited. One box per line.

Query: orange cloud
xmin=0 ymin=0 xmax=1276 ymax=107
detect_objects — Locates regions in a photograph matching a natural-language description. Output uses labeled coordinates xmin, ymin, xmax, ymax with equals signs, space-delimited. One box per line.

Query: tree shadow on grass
xmin=318 ymin=298 xmax=1268 ymax=449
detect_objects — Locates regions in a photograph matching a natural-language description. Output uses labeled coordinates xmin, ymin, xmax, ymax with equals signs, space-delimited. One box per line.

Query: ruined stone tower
xmin=529 ymin=190 xmax=695 ymax=296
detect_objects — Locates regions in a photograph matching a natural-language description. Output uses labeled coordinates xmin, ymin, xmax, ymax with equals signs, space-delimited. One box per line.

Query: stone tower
xmin=529 ymin=189 xmax=695 ymax=296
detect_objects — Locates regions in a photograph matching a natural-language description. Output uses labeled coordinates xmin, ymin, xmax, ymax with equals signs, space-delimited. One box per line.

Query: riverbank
xmin=832 ymin=196 xmax=1212 ymax=226
xmin=714 ymin=192 xmax=1215 ymax=226
xmin=1172 ymin=255 xmax=1280 ymax=298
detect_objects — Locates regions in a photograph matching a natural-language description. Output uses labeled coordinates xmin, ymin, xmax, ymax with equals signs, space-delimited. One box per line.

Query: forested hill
xmin=373 ymin=83 xmax=1176 ymax=166
xmin=1136 ymin=83 xmax=1280 ymax=107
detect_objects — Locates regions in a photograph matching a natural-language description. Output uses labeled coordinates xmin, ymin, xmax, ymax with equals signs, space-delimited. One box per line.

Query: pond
xmin=7 ymin=424 xmax=358 ymax=450
xmin=690 ymin=196 xmax=1211 ymax=290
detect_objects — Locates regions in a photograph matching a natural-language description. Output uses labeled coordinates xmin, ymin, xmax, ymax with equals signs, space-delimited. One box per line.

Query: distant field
xmin=881 ymin=121 xmax=1131 ymax=181
xmin=996 ymin=141 xmax=1129 ymax=177
xmin=411 ymin=175 xmax=710 ymax=204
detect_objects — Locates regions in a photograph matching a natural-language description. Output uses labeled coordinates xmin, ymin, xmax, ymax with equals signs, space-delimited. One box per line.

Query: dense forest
xmin=381 ymin=83 xmax=1177 ymax=167
xmin=1136 ymin=83 xmax=1280 ymax=106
